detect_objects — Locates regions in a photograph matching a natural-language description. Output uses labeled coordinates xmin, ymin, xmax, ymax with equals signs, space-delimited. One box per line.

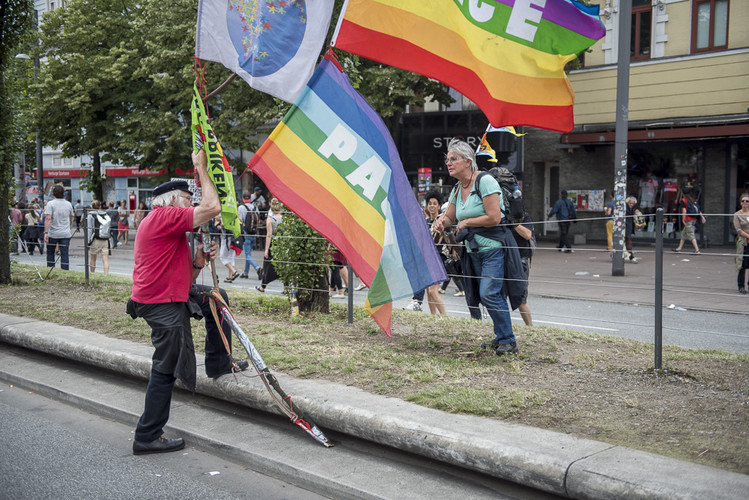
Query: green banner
xmin=191 ymin=83 xmax=240 ymax=237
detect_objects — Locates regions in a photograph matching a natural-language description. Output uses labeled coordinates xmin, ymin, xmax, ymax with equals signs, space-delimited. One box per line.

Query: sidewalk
xmin=1 ymin=313 xmax=747 ymax=499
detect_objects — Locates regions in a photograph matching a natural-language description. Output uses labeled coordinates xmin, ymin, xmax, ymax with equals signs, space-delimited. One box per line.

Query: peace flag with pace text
xmin=248 ymin=52 xmax=446 ymax=335
xmin=333 ymin=0 xmax=605 ymax=133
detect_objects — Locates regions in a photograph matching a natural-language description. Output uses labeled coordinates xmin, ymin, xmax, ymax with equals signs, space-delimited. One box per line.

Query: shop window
xmin=692 ymin=0 xmax=729 ymax=53
xmin=631 ymin=0 xmax=652 ymax=60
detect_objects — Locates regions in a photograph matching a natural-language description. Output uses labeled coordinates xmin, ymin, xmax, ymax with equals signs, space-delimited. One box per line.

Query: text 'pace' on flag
xmin=333 ymin=0 xmax=605 ymax=133
xmin=248 ymin=51 xmax=446 ymax=336
xmin=191 ymin=83 xmax=240 ymax=237
xmin=196 ymin=0 xmax=335 ymax=104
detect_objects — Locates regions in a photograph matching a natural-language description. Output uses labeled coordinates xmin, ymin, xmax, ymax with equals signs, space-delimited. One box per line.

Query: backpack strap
xmin=470 ymin=171 xmax=488 ymax=198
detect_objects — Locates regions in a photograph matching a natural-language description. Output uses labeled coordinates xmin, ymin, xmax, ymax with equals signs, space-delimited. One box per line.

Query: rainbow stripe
xmin=334 ymin=0 xmax=605 ymax=133
xmin=248 ymin=53 xmax=446 ymax=335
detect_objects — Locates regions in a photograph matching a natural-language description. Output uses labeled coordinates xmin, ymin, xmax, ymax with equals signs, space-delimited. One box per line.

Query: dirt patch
xmin=1 ymin=266 xmax=748 ymax=474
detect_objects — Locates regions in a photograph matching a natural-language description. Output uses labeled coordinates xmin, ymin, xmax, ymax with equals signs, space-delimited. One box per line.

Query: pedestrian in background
xmin=604 ymin=192 xmax=615 ymax=252
xmin=510 ymin=212 xmax=535 ymax=326
xmin=733 ymin=193 xmax=749 ymax=294
xmin=547 ymin=190 xmax=576 ymax=253
xmin=106 ymin=201 xmax=120 ymax=249
xmin=87 ymin=200 xmax=111 ymax=275
xmin=237 ymin=191 xmax=262 ymax=280
xmin=673 ymin=188 xmax=706 ymax=255
xmin=43 ymin=184 xmax=74 ymax=270
xmin=74 ymin=199 xmax=83 ymax=230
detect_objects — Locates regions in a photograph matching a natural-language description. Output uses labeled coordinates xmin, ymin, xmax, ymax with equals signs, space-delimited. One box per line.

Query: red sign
xmin=45 ymin=169 xmax=89 ymax=178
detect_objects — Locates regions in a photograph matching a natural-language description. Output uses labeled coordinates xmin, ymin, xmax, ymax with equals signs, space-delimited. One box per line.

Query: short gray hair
xmin=625 ymin=196 xmax=638 ymax=205
xmin=447 ymin=138 xmax=477 ymax=172
xmin=151 ymin=190 xmax=180 ymax=207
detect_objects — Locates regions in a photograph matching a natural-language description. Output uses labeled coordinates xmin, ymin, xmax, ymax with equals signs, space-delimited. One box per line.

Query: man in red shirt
xmin=128 ymin=150 xmax=246 ymax=455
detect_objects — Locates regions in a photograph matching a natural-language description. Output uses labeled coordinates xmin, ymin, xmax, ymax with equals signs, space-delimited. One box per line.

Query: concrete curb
xmin=1 ymin=313 xmax=747 ymax=499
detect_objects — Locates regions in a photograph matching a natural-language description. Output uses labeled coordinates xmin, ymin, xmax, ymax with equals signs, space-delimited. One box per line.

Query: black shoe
xmin=495 ymin=342 xmax=518 ymax=356
xmin=256 ymin=267 xmax=263 ymax=280
xmin=132 ymin=436 xmax=185 ymax=455
xmin=211 ymin=360 xmax=250 ymax=379
xmin=224 ymin=271 xmax=240 ymax=283
xmin=255 ymin=285 xmax=265 ymax=293
xmin=239 ymin=273 xmax=248 ymax=279
xmin=480 ymin=339 xmax=499 ymax=350
xmin=740 ymin=288 xmax=747 ymax=295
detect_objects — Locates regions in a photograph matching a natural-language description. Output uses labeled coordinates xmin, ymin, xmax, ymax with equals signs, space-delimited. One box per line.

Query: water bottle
xmin=512 ymin=186 xmax=522 ymax=199
xmin=290 ymin=292 xmax=299 ymax=317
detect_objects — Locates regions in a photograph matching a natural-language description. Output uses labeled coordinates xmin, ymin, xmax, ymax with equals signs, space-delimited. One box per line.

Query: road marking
xmin=528 ymin=319 xmax=619 ymax=332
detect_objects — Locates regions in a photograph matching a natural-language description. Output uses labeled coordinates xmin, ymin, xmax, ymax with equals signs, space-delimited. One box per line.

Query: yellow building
xmin=524 ymin=0 xmax=749 ymax=246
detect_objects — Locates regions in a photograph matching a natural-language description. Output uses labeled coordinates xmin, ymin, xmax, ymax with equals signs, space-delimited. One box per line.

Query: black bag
xmin=242 ymin=204 xmax=259 ymax=235
xmin=473 ymin=167 xmax=524 ymax=223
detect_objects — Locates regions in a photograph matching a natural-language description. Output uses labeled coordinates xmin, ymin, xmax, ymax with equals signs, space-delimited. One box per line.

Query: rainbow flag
xmin=333 ymin=0 xmax=605 ymax=133
xmin=248 ymin=52 xmax=446 ymax=336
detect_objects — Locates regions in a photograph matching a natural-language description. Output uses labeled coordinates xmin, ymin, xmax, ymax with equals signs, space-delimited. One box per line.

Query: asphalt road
xmin=0 ymin=382 xmax=325 ymax=500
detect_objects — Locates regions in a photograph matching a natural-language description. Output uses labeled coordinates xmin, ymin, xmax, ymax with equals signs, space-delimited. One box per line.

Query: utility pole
xmin=612 ymin=0 xmax=631 ymax=276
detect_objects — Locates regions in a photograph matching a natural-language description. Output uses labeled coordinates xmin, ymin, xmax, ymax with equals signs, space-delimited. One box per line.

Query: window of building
xmin=630 ymin=0 xmax=652 ymax=60
xmin=692 ymin=0 xmax=729 ymax=53
xmin=53 ymin=156 xmax=61 ymax=166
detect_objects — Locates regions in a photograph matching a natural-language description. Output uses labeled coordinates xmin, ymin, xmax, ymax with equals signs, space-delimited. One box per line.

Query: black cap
xmin=153 ymin=180 xmax=192 ymax=198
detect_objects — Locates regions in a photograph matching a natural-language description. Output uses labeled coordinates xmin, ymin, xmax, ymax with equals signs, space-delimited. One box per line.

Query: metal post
xmin=347 ymin=263 xmax=354 ymax=324
xmin=612 ymin=0 xmax=632 ymax=277
xmin=83 ymin=209 xmax=90 ymax=283
xmin=33 ymin=10 xmax=43 ymax=205
xmin=654 ymin=208 xmax=663 ymax=370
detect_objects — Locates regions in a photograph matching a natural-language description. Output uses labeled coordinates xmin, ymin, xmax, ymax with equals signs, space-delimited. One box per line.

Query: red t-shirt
xmin=131 ymin=206 xmax=196 ymax=304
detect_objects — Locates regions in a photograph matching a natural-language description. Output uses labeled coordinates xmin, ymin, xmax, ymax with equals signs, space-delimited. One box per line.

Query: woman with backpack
xmin=431 ymin=138 xmax=517 ymax=355
xmin=87 ymin=200 xmax=111 ymax=274
xmin=673 ymin=188 xmax=706 ymax=255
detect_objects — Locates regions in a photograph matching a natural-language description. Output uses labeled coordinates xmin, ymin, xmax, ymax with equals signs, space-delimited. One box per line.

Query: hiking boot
xmin=495 ymin=342 xmax=518 ymax=356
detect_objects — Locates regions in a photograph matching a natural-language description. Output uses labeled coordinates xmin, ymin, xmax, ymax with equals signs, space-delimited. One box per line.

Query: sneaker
xmin=454 ymin=290 xmax=465 ymax=297
xmin=438 ymin=289 xmax=445 ymax=294
xmin=495 ymin=342 xmax=518 ymax=356
xmin=629 ymin=258 xmax=639 ymax=264
xmin=239 ymin=273 xmax=248 ymax=279
xmin=739 ymin=288 xmax=747 ymax=295
xmin=331 ymin=293 xmax=345 ymax=299
xmin=404 ymin=299 xmax=422 ymax=311
xmin=354 ymin=283 xmax=367 ymax=291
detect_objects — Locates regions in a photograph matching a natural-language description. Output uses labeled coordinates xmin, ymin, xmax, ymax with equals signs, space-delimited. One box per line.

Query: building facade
xmin=527 ymin=0 xmax=749 ymax=246
xmin=399 ymin=0 xmax=749 ymax=247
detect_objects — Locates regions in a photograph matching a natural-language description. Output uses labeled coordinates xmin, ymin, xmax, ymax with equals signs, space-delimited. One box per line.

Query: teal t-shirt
xmin=451 ymin=174 xmax=503 ymax=253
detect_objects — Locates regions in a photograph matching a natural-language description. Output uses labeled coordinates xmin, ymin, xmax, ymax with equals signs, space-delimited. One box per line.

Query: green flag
xmin=191 ymin=82 xmax=240 ymax=237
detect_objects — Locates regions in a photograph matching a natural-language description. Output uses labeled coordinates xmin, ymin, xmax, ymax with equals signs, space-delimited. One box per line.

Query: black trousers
xmin=557 ymin=221 xmax=571 ymax=249
xmin=132 ymin=286 xmax=235 ymax=443
xmin=738 ymin=245 xmax=749 ymax=289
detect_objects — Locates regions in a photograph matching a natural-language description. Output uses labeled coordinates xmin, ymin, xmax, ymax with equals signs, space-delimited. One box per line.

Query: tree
xmin=271 ymin=207 xmax=331 ymax=313
xmin=0 ymin=0 xmax=34 ymax=284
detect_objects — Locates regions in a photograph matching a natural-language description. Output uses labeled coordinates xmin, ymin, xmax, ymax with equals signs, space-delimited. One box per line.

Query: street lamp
xmin=14 ymin=50 xmax=43 ymax=206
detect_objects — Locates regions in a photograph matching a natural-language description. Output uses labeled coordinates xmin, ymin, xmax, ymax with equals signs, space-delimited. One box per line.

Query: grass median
xmin=2 ymin=263 xmax=748 ymax=474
